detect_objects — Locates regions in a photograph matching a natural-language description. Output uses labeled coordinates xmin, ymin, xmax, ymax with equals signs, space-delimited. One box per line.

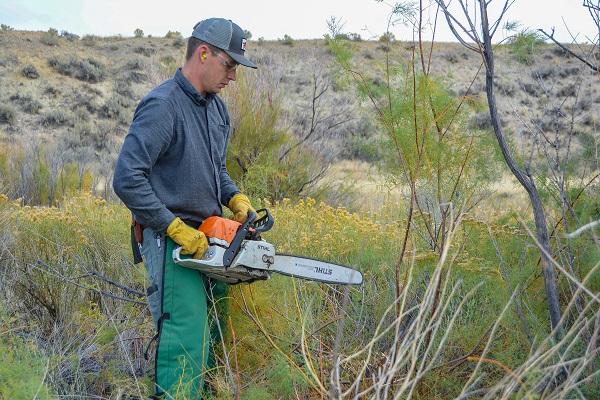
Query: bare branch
xmin=538 ymin=28 xmax=599 ymax=72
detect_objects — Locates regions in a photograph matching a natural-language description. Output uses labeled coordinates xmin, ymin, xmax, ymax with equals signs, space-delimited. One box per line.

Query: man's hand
xmin=228 ymin=193 xmax=255 ymax=223
xmin=166 ymin=217 xmax=208 ymax=259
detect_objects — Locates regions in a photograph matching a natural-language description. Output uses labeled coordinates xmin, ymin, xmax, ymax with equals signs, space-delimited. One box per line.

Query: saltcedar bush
xmin=508 ymin=30 xmax=545 ymax=65
xmin=0 ymin=328 xmax=52 ymax=398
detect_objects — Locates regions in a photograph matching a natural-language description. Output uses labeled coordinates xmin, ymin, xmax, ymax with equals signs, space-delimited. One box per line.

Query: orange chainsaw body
xmin=199 ymin=216 xmax=241 ymax=245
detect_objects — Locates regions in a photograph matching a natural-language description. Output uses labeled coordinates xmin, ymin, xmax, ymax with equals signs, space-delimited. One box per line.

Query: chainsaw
xmin=172 ymin=209 xmax=363 ymax=285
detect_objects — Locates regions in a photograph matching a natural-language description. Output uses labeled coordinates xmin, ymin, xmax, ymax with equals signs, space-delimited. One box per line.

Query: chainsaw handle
xmin=253 ymin=208 xmax=274 ymax=233
xmin=223 ymin=211 xmax=256 ymax=268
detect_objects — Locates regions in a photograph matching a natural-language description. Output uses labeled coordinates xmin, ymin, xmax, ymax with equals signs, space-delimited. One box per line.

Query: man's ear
xmin=198 ymin=45 xmax=209 ymax=61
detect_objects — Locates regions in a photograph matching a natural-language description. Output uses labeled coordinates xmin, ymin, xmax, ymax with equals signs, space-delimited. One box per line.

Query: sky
xmin=0 ymin=0 xmax=597 ymax=44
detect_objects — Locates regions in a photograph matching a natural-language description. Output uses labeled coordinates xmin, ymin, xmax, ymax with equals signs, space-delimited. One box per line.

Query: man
xmin=113 ymin=18 xmax=256 ymax=398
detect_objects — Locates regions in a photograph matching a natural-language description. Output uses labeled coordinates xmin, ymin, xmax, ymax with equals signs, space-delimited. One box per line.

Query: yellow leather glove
xmin=228 ymin=193 xmax=255 ymax=223
xmin=166 ymin=217 xmax=208 ymax=259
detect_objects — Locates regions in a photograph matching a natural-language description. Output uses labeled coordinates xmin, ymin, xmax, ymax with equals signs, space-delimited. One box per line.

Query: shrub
xmin=508 ymin=29 xmax=545 ymax=65
xmin=128 ymin=70 xmax=147 ymax=83
xmin=40 ymin=28 xmax=59 ymax=46
xmin=522 ymin=82 xmax=541 ymax=97
xmin=1 ymin=23 xmax=14 ymax=31
xmin=279 ymin=34 xmax=294 ymax=46
xmin=125 ymin=58 xmax=144 ymax=70
xmin=48 ymin=57 xmax=107 ymax=83
xmin=172 ymin=36 xmax=185 ymax=48
xmin=133 ymin=46 xmax=156 ymax=57
xmin=469 ymin=111 xmax=493 ymax=130
xmin=99 ymin=95 xmax=131 ymax=124
xmin=379 ymin=31 xmax=395 ymax=42
xmin=0 ymin=104 xmax=16 ymax=124
xmin=557 ymin=84 xmax=577 ymax=97
xmin=73 ymin=121 xmax=100 ymax=149
xmin=531 ymin=66 xmax=554 ymax=79
xmin=134 ymin=28 xmax=144 ymax=38
xmin=41 ymin=109 xmax=72 ymax=127
xmin=70 ymin=90 xmax=99 ymax=113
xmin=60 ymin=30 xmax=79 ymax=41
xmin=0 ymin=328 xmax=52 ymax=399
xmin=243 ymin=29 xmax=252 ymax=40
xmin=43 ymin=85 xmax=60 ymax=97
xmin=81 ymin=34 xmax=97 ymax=47
xmin=73 ymin=107 xmax=91 ymax=123
xmin=165 ymin=30 xmax=182 ymax=39
xmin=10 ymin=93 xmax=43 ymax=114
xmin=114 ymin=79 xmax=134 ymax=99
xmin=21 ymin=64 xmax=39 ymax=79
xmin=558 ymin=66 xmax=580 ymax=78
xmin=443 ymin=52 xmax=459 ymax=63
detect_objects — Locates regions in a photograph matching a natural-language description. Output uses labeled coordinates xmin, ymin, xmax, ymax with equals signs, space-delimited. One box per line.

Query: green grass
xmin=0 ymin=313 xmax=52 ymax=399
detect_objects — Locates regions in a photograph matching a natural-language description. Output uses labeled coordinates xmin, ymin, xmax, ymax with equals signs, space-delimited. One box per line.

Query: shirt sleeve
xmin=215 ymin=101 xmax=240 ymax=206
xmin=113 ymin=97 xmax=177 ymax=232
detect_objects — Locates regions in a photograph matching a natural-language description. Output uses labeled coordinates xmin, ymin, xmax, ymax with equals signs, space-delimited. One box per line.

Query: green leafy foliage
xmin=224 ymin=71 xmax=322 ymax=201
xmin=0 ymin=322 xmax=52 ymax=399
xmin=508 ymin=29 xmax=545 ymax=65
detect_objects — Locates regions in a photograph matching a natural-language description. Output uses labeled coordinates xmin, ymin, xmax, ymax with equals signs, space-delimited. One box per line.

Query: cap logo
xmin=241 ymin=38 xmax=247 ymax=51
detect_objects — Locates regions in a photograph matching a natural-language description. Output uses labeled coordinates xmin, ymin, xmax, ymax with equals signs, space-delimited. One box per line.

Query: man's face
xmin=202 ymin=48 xmax=238 ymax=94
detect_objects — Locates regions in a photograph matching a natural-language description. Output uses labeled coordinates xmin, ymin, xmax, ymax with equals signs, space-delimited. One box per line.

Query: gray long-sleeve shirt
xmin=113 ymin=68 xmax=239 ymax=232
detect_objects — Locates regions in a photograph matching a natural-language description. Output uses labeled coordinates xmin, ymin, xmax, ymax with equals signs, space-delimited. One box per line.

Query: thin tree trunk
xmin=479 ymin=0 xmax=561 ymax=332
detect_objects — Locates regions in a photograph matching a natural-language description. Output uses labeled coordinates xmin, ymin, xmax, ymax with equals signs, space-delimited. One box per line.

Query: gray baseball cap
xmin=191 ymin=18 xmax=257 ymax=69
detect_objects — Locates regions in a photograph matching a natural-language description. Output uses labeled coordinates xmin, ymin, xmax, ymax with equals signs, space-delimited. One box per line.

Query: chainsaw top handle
xmin=222 ymin=209 xmax=274 ymax=268
xmin=253 ymin=208 xmax=274 ymax=234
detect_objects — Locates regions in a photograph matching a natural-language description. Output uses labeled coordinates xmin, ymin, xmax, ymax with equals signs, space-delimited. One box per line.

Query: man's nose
xmin=227 ymin=69 xmax=236 ymax=81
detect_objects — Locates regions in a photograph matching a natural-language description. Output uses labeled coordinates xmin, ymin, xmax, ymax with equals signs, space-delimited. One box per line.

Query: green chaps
xmin=142 ymin=229 xmax=227 ymax=398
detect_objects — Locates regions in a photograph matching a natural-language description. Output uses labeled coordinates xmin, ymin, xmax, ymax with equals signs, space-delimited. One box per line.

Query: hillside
xmin=0 ymin=29 xmax=598 ymax=205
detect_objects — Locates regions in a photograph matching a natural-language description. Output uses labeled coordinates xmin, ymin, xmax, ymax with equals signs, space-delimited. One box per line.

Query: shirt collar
xmin=174 ymin=68 xmax=214 ymax=105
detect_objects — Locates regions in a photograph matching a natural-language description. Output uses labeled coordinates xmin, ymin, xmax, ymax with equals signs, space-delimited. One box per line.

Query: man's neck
xmin=181 ymin=64 xmax=206 ymax=96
